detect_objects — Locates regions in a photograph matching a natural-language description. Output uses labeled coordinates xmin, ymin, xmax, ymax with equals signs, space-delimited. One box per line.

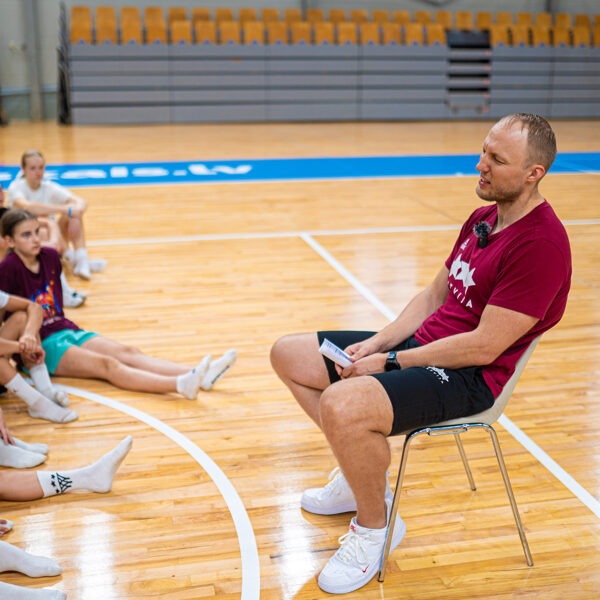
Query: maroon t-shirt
xmin=0 ymin=247 xmax=80 ymax=340
xmin=415 ymin=201 xmax=571 ymax=397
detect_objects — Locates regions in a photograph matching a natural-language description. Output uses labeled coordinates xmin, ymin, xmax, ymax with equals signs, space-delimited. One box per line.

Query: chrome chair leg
xmin=485 ymin=424 xmax=534 ymax=566
xmin=454 ymin=432 xmax=476 ymax=491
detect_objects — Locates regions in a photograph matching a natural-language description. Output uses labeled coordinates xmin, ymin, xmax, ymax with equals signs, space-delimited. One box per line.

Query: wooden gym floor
xmin=0 ymin=119 xmax=599 ymax=599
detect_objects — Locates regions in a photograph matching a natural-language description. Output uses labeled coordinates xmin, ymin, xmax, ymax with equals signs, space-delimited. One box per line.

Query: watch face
xmin=385 ymin=351 xmax=397 ymax=371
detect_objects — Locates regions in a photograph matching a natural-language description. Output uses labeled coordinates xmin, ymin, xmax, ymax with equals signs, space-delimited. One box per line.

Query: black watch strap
xmin=385 ymin=351 xmax=402 ymax=371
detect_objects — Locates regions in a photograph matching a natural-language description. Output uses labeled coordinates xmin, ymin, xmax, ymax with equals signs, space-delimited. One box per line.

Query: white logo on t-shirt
xmin=449 ymin=254 xmax=476 ymax=290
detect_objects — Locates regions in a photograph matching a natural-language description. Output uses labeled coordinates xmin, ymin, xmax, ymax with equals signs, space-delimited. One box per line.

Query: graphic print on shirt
xmin=30 ymin=279 xmax=61 ymax=321
xmin=448 ymin=252 xmax=476 ymax=309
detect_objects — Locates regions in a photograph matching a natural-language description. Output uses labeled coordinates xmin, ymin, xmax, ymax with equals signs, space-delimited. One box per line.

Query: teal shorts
xmin=42 ymin=329 xmax=99 ymax=374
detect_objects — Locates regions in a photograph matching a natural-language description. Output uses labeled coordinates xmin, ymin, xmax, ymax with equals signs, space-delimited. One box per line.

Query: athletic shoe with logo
xmin=317 ymin=497 xmax=406 ymax=594
xmin=301 ymin=467 xmax=392 ymax=515
xmin=63 ymin=290 xmax=86 ymax=308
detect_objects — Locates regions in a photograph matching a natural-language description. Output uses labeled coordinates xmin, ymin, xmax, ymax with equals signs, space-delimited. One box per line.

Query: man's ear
xmin=526 ymin=163 xmax=546 ymax=184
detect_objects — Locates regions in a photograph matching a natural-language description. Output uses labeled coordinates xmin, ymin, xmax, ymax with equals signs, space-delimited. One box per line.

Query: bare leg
xmin=270 ymin=333 xmax=331 ymax=427
xmin=319 ymin=376 xmax=394 ymax=530
xmin=38 ymin=218 xmax=67 ymax=255
xmin=58 ymin=214 xmax=85 ymax=250
xmin=54 ymin=345 xmax=179 ymax=394
xmin=0 ymin=471 xmax=43 ymax=501
xmin=82 ymin=336 xmax=191 ymax=376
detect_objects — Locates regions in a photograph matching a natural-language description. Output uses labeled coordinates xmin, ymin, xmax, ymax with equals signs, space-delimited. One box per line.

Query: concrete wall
xmin=1 ymin=0 xmax=598 ymax=120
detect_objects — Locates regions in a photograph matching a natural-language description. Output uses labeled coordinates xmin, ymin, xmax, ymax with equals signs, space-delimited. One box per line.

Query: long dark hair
xmin=1 ymin=208 xmax=38 ymax=238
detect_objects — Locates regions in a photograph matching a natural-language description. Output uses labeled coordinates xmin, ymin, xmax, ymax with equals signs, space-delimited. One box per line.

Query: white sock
xmin=36 ymin=436 xmax=132 ymax=497
xmin=12 ymin=437 xmax=49 ymax=455
xmin=28 ymin=365 xmax=69 ymax=407
xmin=5 ymin=374 xmax=78 ymax=423
xmin=176 ymin=355 xmax=211 ymax=399
xmin=0 ymin=540 xmax=62 ymax=577
xmin=74 ymin=248 xmax=91 ymax=280
xmin=0 ymin=581 xmax=65 ymax=600
xmin=89 ymin=258 xmax=107 ymax=272
xmin=0 ymin=441 xmax=46 ymax=468
xmin=59 ymin=271 xmax=75 ymax=295
xmin=201 ymin=349 xmax=237 ymax=391
xmin=63 ymin=247 xmax=75 ymax=264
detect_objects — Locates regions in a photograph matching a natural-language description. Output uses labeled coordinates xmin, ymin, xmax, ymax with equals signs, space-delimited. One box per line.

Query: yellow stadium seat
xmin=96 ymin=20 xmax=117 ymax=44
xmin=552 ymin=26 xmax=570 ymax=46
xmin=71 ymin=6 xmax=92 ymax=23
xmin=121 ymin=20 xmax=142 ymax=44
xmin=573 ymin=25 xmax=590 ymax=47
xmin=284 ymin=9 xmax=302 ymax=24
xmin=372 ymin=10 xmax=389 ymax=24
xmin=219 ymin=20 xmax=240 ymax=44
xmin=555 ymin=13 xmax=571 ymax=28
xmin=70 ymin=21 xmax=92 ymax=44
xmin=144 ymin=7 xmax=164 ymax=25
xmin=291 ymin=21 xmax=311 ymax=44
xmin=168 ymin=7 xmax=187 ymax=24
xmin=435 ymin=10 xmax=452 ymax=29
xmin=536 ymin=13 xmax=552 ymax=28
xmin=532 ymin=25 xmax=550 ymax=46
xmin=337 ymin=22 xmax=357 ymax=44
xmin=360 ymin=23 xmax=380 ymax=45
xmin=351 ymin=10 xmax=368 ymax=24
xmin=96 ymin=6 xmax=116 ymax=26
xmin=594 ymin=15 xmax=600 ymax=28
xmin=392 ymin=10 xmax=410 ymax=25
xmin=215 ymin=8 xmax=234 ymax=24
xmin=243 ymin=21 xmax=264 ymax=44
xmin=306 ymin=9 xmax=324 ymax=24
xmin=266 ymin=21 xmax=288 ymax=44
xmin=593 ymin=25 xmax=600 ymax=45
xmin=574 ymin=14 xmax=591 ymax=28
xmin=314 ymin=21 xmax=334 ymax=44
xmin=489 ymin=24 xmax=509 ymax=46
xmin=509 ymin=25 xmax=530 ymax=46
xmin=496 ymin=12 xmax=513 ymax=26
xmin=382 ymin=23 xmax=401 ymax=45
xmin=414 ymin=10 xmax=431 ymax=25
xmin=261 ymin=8 xmax=280 ymax=23
xmin=516 ymin=12 xmax=533 ymax=27
xmin=195 ymin=21 xmax=216 ymax=44
xmin=426 ymin=23 xmax=445 ymax=45
xmin=328 ymin=9 xmax=346 ymax=24
xmin=456 ymin=11 xmax=474 ymax=30
xmin=405 ymin=23 xmax=424 ymax=45
xmin=476 ymin=12 xmax=493 ymax=30
xmin=192 ymin=8 xmax=210 ymax=24
xmin=121 ymin=7 xmax=140 ymax=24
xmin=171 ymin=20 xmax=191 ymax=44
xmin=239 ymin=8 xmax=257 ymax=23
xmin=146 ymin=21 xmax=167 ymax=44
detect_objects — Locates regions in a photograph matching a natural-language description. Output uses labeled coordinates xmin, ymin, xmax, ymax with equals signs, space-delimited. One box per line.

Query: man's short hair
xmin=500 ymin=113 xmax=557 ymax=172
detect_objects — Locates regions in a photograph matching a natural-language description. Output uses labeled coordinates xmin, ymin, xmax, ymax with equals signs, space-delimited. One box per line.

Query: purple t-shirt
xmin=0 ymin=247 xmax=80 ymax=340
xmin=415 ymin=201 xmax=571 ymax=397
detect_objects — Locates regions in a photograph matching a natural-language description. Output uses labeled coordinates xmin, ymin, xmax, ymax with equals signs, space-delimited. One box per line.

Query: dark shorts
xmin=317 ymin=331 xmax=495 ymax=437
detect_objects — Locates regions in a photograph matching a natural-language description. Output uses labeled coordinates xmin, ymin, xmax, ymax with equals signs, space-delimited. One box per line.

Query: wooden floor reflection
xmin=0 ymin=120 xmax=599 ymax=599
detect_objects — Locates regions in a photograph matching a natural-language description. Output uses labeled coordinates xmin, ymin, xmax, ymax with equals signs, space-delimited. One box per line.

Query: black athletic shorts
xmin=317 ymin=331 xmax=495 ymax=437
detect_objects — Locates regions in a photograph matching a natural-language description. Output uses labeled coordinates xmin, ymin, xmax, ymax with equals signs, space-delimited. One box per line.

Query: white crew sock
xmin=74 ymin=248 xmax=91 ymax=280
xmin=0 ymin=441 xmax=46 ymax=468
xmin=89 ymin=258 xmax=107 ymax=272
xmin=176 ymin=355 xmax=211 ymax=399
xmin=59 ymin=271 xmax=75 ymax=296
xmin=36 ymin=436 xmax=132 ymax=497
xmin=63 ymin=247 xmax=75 ymax=265
xmin=201 ymin=349 xmax=237 ymax=391
xmin=0 ymin=540 xmax=62 ymax=577
xmin=5 ymin=374 xmax=78 ymax=423
xmin=0 ymin=582 xmax=66 ymax=600
xmin=28 ymin=365 xmax=69 ymax=407
xmin=12 ymin=437 xmax=49 ymax=455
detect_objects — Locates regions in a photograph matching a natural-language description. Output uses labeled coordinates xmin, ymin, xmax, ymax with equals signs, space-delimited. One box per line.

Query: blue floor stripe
xmin=1 ymin=152 xmax=598 ymax=189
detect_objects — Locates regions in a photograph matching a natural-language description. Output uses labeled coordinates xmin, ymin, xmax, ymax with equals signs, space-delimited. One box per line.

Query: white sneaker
xmin=301 ymin=467 xmax=392 ymax=515
xmin=63 ymin=290 xmax=86 ymax=308
xmin=317 ymin=498 xmax=406 ymax=594
xmin=74 ymin=260 xmax=91 ymax=280
xmin=89 ymin=258 xmax=107 ymax=272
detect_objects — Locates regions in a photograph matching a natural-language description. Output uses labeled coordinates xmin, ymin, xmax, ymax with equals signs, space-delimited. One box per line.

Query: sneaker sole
xmin=317 ymin=516 xmax=407 ymax=594
xmin=300 ymin=497 xmax=357 ymax=515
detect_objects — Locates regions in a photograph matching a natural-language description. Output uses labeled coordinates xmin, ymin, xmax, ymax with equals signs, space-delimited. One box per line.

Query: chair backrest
xmin=121 ymin=19 xmax=142 ymax=44
xmin=219 ymin=20 xmax=240 ymax=44
xmin=338 ymin=22 xmax=357 ymax=44
xmin=168 ymin=7 xmax=187 ymax=24
xmin=405 ymin=23 xmax=424 ymax=45
xmin=195 ymin=20 xmax=216 ymax=44
xmin=314 ymin=21 xmax=334 ymax=45
xmin=489 ymin=24 xmax=509 ymax=47
xmin=144 ymin=6 xmax=164 ymax=25
xmin=306 ymin=8 xmax=324 ymax=24
xmin=97 ymin=20 xmax=117 ymax=44
xmin=435 ymin=10 xmax=452 ymax=29
xmin=382 ymin=22 xmax=401 ymax=45
xmin=239 ymin=8 xmax=257 ymax=23
xmin=437 ymin=336 xmax=541 ymax=428
xmin=456 ymin=11 xmax=474 ymax=30
xmin=532 ymin=25 xmax=550 ymax=46
xmin=361 ymin=23 xmax=380 ymax=45
xmin=555 ymin=13 xmax=572 ymax=28
xmin=573 ymin=25 xmax=590 ymax=47
xmin=284 ymin=8 xmax=302 ymax=24
xmin=146 ymin=20 xmax=166 ymax=44
xmin=291 ymin=21 xmax=311 ymax=44
xmin=372 ymin=10 xmax=389 ymax=24
xmin=192 ymin=8 xmax=210 ymax=24
xmin=476 ymin=11 xmax=493 ymax=30
xmin=171 ymin=20 xmax=191 ymax=44
xmin=261 ymin=8 xmax=280 ymax=23
xmin=516 ymin=12 xmax=533 ymax=27
xmin=414 ymin=10 xmax=431 ymax=25
xmin=552 ymin=26 xmax=571 ymax=46
xmin=536 ymin=12 xmax=552 ymax=28
xmin=426 ymin=23 xmax=445 ymax=45
xmin=392 ymin=10 xmax=410 ymax=25
xmin=510 ymin=24 xmax=530 ymax=46
xmin=266 ymin=21 xmax=288 ymax=44
xmin=243 ymin=21 xmax=264 ymax=44
xmin=215 ymin=8 xmax=234 ymax=24
xmin=497 ymin=11 xmax=513 ymax=26
xmin=574 ymin=14 xmax=591 ymax=28
xmin=350 ymin=9 xmax=368 ymax=24
xmin=328 ymin=8 xmax=346 ymax=24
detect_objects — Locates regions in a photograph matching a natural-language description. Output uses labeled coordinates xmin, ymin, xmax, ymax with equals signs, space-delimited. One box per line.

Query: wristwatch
xmin=385 ymin=351 xmax=402 ymax=371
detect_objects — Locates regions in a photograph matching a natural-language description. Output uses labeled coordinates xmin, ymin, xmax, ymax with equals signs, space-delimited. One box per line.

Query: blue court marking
xmin=1 ymin=152 xmax=598 ymax=188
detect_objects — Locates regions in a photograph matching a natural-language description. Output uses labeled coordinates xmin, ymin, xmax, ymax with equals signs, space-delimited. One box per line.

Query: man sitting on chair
xmin=270 ymin=113 xmax=571 ymax=594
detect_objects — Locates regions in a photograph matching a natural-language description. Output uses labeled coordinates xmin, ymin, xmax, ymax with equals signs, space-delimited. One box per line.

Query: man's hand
xmin=337 ymin=352 xmax=387 ymax=379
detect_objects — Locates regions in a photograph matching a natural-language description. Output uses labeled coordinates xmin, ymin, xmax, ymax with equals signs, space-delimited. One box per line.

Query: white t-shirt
xmin=0 ymin=290 xmax=9 ymax=309
xmin=6 ymin=177 xmax=71 ymax=207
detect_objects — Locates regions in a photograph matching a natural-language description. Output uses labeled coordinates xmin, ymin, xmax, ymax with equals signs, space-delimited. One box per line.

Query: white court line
xmin=300 ymin=233 xmax=600 ymax=520
xmin=57 ymin=384 xmax=260 ymax=600
xmin=86 ymin=219 xmax=600 ymax=248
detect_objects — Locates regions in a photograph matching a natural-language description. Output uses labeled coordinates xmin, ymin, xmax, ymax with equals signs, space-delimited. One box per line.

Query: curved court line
xmin=57 ymin=384 xmax=260 ymax=600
